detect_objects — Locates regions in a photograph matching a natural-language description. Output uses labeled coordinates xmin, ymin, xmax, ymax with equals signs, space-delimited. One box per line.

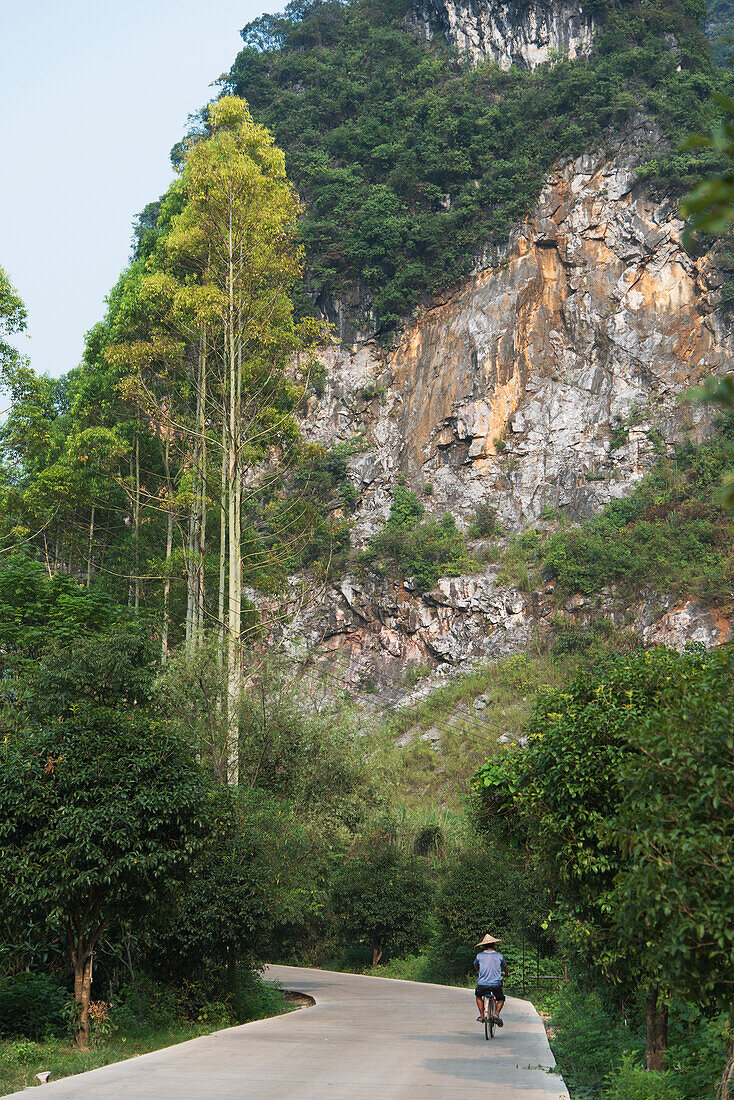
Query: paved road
xmin=8 ymin=965 xmax=569 ymax=1098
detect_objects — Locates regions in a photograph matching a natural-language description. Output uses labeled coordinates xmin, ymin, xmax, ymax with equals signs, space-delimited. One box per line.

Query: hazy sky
xmin=1 ymin=0 xmax=270 ymax=379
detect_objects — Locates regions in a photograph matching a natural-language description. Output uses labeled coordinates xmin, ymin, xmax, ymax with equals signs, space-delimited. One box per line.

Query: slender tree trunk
xmin=72 ymin=940 xmax=93 ymax=1050
xmin=161 ymin=436 xmax=173 ymax=663
xmin=86 ymin=504 xmax=95 ymax=587
xmin=717 ymin=1016 xmax=734 ymax=1100
xmin=226 ymin=213 xmax=242 ymax=787
xmin=218 ymin=419 xmax=227 ymax=663
xmin=644 ymin=985 xmax=667 ymax=1071
xmin=43 ymin=535 xmax=53 ymax=578
xmin=185 ymin=495 xmax=197 ymax=651
xmin=134 ymin=436 xmax=141 ymax=611
xmin=196 ymin=333 xmax=208 ymax=645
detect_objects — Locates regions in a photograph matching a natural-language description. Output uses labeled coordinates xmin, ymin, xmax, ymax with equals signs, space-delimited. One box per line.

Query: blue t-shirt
xmin=474 ymin=950 xmax=505 ymax=986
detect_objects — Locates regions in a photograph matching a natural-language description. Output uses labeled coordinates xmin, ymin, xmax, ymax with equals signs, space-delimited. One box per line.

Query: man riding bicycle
xmin=474 ymin=934 xmax=508 ymax=1025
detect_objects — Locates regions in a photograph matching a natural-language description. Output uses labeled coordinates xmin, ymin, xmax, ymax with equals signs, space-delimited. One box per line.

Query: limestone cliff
xmin=405 ymin=0 xmax=595 ymax=69
xmin=292 ymin=121 xmax=733 ymax=692
xmin=305 ymin=125 xmax=729 ymax=540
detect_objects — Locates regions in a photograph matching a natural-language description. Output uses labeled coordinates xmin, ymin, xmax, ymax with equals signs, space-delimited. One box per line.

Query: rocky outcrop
xmin=292 ymin=122 xmax=734 ymax=693
xmin=304 ymin=125 xmax=731 ymax=545
xmin=406 ymin=0 xmax=595 ymax=69
xmin=285 ymin=571 xmax=731 ymax=695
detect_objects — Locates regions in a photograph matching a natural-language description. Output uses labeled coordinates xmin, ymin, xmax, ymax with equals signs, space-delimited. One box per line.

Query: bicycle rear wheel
xmin=484 ymin=997 xmax=495 ymax=1040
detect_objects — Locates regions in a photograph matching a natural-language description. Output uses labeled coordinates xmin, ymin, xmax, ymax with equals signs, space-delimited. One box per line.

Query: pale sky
xmin=1 ymin=0 xmax=270 ymax=379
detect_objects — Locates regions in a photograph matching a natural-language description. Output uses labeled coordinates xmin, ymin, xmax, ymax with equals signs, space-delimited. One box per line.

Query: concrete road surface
xmin=7 ymin=965 xmax=569 ymax=1099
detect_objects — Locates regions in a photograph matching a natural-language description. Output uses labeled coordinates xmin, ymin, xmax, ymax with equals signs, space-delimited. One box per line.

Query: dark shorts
xmin=475 ymin=983 xmax=504 ymax=1001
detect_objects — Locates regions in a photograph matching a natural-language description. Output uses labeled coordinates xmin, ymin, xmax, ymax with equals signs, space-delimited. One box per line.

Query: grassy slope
xmin=366 ymin=651 xmax=581 ymax=807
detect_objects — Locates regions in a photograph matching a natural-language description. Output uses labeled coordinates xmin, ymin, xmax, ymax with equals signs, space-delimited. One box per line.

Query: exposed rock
xmin=406 ymin=0 xmax=595 ymax=70
xmin=291 ymin=131 xmax=734 ymax=695
xmin=303 ymin=136 xmax=731 ymax=543
xmin=282 ymin=569 xmax=731 ymax=700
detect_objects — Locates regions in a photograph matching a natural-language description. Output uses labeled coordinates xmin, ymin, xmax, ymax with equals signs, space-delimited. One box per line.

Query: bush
xmin=331 ymin=842 xmax=434 ymax=966
xmin=0 ymin=974 xmax=70 ymax=1040
xmin=499 ymin=427 xmax=734 ymax=603
xmin=359 ymin=484 xmax=474 ymax=590
xmin=469 ymin=504 xmax=500 ymax=538
xmin=430 ymin=846 xmax=541 ymax=981
xmin=550 ymin=984 xmax=640 ymax=1094
xmin=603 ymin=1053 xmax=684 ymax=1100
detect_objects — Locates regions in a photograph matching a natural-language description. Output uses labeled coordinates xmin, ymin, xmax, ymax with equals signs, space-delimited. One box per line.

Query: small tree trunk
xmin=161 ymin=437 xmax=173 ymax=664
xmin=86 ymin=504 xmax=95 ymax=587
xmin=73 ymin=947 xmax=93 ymax=1050
xmin=372 ymin=946 xmax=383 ymax=968
xmin=196 ymin=333 xmax=208 ymax=646
xmin=134 ymin=436 xmax=141 ymax=611
xmin=644 ymin=985 xmax=666 ymax=1071
xmin=218 ymin=420 xmax=227 ymax=662
xmin=716 ymin=1016 xmax=734 ymax=1100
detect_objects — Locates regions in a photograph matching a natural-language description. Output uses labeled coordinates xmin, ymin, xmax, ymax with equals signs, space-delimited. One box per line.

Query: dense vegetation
xmin=498 ymin=420 xmax=734 ymax=605
xmin=223 ymin=0 xmax=730 ymax=330
xmin=475 ymin=644 xmax=734 ymax=1097
xmin=358 ymin=480 xmax=474 ymax=589
xmin=2 ymin=1 xmax=734 ymax=1094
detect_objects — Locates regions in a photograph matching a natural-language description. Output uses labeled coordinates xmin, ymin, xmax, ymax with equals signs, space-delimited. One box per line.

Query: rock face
xmin=293 ymin=123 xmax=733 ymax=691
xmin=406 ymin=0 xmax=595 ymax=69
xmin=286 ymin=571 xmax=731 ymax=696
xmin=304 ymin=126 xmax=731 ymax=543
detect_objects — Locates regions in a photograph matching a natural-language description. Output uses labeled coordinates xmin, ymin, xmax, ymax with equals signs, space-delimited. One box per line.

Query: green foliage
xmin=550 ymin=983 xmax=641 ymax=1097
xmin=22 ymin=623 xmax=158 ymax=716
xmin=501 ymin=427 xmax=734 ymax=601
xmin=0 ymin=975 xmax=69 ymax=1041
xmin=612 ymin=643 xmax=734 ymax=1011
xmin=331 ymin=839 xmax=433 ymax=964
xmin=223 ymin=0 xmax=726 ymax=330
xmin=0 ymin=554 xmax=119 ymax=658
xmin=473 ymin=646 xmax=709 ymax=982
xmin=681 ymin=91 xmax=734 ymax=239
xmin=0 ymin=707 xmax=213 ymax=976
xmin=547 ymin=980 xmax=726 ymax=1100
xmin=603 ymin=1054 xmax=684 ymax=1100
xmin=430 ymin=845 xmax=544 ymax=981
xmin=706 ymin=0 xmax=734 ymax=66
xmin=547 ymin=616 xmax=642 ymax=662
xmin=144 ymin=792 xmax=296 ymax=982
xmin=359 ymin=482 xmax=473 ymax=589
xmin=468 ymin=502 xmax=500 ymax=538
xmin=0 ymin=264 xmax=27 ymax=373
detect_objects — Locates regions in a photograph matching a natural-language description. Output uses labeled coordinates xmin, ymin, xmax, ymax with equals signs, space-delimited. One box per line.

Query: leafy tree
xmin=474 ymin=646 xmax=709 ymax=1070
xmin=0 ymin=554 xmax=117 ymax=658
xmin=331 ymin=842 xmax=433 ymax=966
xmin=612 ymin=644 xmax=734 ymax=1098
xmin=430 ymin=846 xmax=546 ymax=981
xmin=144 ymin=790 xmax=304 ymax=988
xmin=0 ymin=707 xmax=213 ymax=1048
xmin=0 ymin=263 xmax=27 ymax=373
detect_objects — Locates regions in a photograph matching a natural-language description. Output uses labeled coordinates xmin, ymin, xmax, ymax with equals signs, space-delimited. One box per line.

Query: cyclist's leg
xmin=491 ymin=985 xmax=505 ymax=1021
xmin=475 ymin=988 xmax=485 ymax=1019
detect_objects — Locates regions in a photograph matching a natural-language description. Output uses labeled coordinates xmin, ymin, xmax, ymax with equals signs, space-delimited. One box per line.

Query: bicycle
xmin=480 ymin=991 xmax=497 ymax=1040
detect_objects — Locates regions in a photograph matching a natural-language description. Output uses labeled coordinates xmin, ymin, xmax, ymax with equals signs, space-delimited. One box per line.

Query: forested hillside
xmin=1 ymin=0 xmax=733 ymax=1095
xmin=223 ymin=0 xmax=726 ymax=329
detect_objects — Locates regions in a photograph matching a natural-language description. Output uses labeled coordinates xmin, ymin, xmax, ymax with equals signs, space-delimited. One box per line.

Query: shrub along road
xmin=5 ymin=966 xmax=569 ymax=1098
